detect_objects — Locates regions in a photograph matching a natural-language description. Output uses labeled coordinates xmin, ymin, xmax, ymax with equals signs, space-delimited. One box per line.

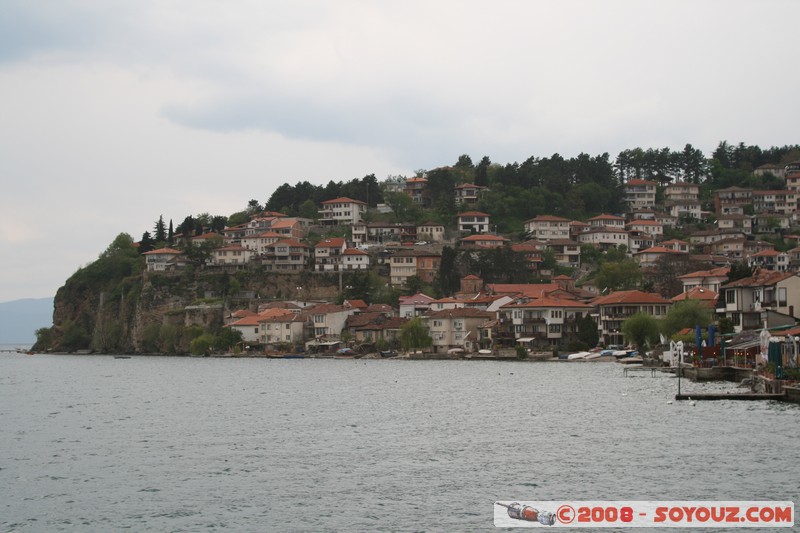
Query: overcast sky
xmin=1 ymin=0 xmax=798 ymax=303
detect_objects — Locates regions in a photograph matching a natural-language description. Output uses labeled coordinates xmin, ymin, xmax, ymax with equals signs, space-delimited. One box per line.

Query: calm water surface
xmin=1 ymin=354 xmax=797 ymax=532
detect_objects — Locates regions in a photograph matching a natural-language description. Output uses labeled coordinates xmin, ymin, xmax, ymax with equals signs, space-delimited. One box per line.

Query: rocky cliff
xmin=42 ymin=263 xmax=341 ymax=354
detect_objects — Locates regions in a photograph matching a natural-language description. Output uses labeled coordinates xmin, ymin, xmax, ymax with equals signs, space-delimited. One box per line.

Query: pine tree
xmin=154 ymin=215 xmax=167 ymax=243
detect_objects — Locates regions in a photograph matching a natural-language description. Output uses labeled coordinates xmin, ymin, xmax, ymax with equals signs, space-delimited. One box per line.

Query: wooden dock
xmin=623 ymin=366 xmax=675 ymax=377
xmin=675 ymin=393 xmax=785 ymax=401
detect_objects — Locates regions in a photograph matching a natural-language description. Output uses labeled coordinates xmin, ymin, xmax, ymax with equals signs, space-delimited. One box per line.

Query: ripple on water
xmin=0 ymin=356 xmax=798 ymax=531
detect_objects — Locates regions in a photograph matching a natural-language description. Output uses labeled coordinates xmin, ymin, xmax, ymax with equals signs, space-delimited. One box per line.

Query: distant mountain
xmin=0 ymin=298 xmax=54 ymax=345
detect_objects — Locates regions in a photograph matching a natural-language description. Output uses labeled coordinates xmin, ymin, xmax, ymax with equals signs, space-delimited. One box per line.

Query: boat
xmin=567 ymin=351 xmax=592 ymax=360
xmin=583 ymin=352 xmax=603 ymax=361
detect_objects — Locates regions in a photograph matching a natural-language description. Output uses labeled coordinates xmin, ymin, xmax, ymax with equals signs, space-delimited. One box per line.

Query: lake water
xmin=1 ymin=354 xmax=797 ymax=532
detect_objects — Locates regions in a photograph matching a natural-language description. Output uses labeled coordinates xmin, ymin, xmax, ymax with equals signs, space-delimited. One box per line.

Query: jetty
xmin=675 ymin=392 xmax=785 ymax=401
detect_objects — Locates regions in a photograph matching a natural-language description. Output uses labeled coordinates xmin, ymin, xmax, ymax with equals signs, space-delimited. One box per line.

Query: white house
xmin=342 ymin=248 xmax=370 ymax=270
xmin=457 ymin=211 xmax=491 ymax=233
xmin=143 ymin=247 xmax=184 ymax=272
xmin=319 ymin=197 xmax=367 ymax=225
xmin=524 ymin=215 xmax=571 ymax=241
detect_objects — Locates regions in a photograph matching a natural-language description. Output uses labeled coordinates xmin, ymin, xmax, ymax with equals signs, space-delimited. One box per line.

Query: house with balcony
xmin=389 ymin=251 xmax=441 ymax=286
xmin=228 ymin=308 xmax=294 ymax=344
xmin=459 ymin=234 xmax=509 ymax=249
xmin=306 ymin=303 xmax=358 ymax=338
xmin=576 ymin=227 xmax=629 ymax=251
xmin=511 ymin=242 xmax=545 ymax=271
xmin=592 ymin=290 xmax=670 ymax=347
xmin=261 ymin=239 xmax=309 ymax=271
xmin=751 ymin=213 xmax=792 ymax=234
xmin=240 ymin=231 xmax=283 ymax=254
xmin=717 ymin=271 xmax=800 ymax=333
xmin=454 ymin=183 xmax=488 ymax=207
xmin=624 ymin=179 xmax=657 ymax=210
xmin=399 ymin=293 xmax=435 ymax=318
xmin=319 ymin=197 xmax=367 ymax=225
xmin=717 ymin=215 xmax=752 ymax=235
xmin=342 ymin=248 xmax=370 ymax=270
xmin=665 ymin=182 xmax=700 ymax=202
xmin=633 ymin=246 xmax=686 ymax=269
xmin=743 ymin=239 xmax=775 ymax=257
xmin=314 ymin=237 xmax=347 ymax=271
xmin=417 ymin=221 xmax=446 ymax=243
xmin=404 ymin=177 xmax=428 ymax=206
xmin=270 ymin=217 xmax=310 ymax=239
xmin=678 ymin=267 xmax=730 ymax=293
xmin=424 ymin=308 xmax=496 ymax=353
xmin=524 ymin=215 xmax=571 ymax=241
xmin=714 ymin=186 xmax=752 ymax=214
xmin=211 ymin=245 xmax=255 ymax=266
xmin=709 ymin=236 xmax=746 ymax=259
xmin=498 ymin=297 xmax=593 ymax=348
xmin=143 ymin=247 xmax=185 ymax=272
xmin=661 ymin=239 xmax=691 ymax=253
xmin=626 ymin=231 xmax=656 ymax=254
xmin=667 ymin=200 xmax=703 ymax=221
xmin=625 ymin=219 xmax=663 ymax=238
xmin=259 ymin=312 xmax=309 ymax=347
xmin=457 ymin=211 xmax=491 ymax=233
xmin=351 ymin=222 xmax=417 ymax=245
xmin=752 ymin=190 xmax=797 ymax=216
xmin=747 ymin=250 xmax=789 ymax=272
xmin=545 ymin=239 xmax=581 ymax=268
xmin=588 ymin=214 xmax=626 ymax=229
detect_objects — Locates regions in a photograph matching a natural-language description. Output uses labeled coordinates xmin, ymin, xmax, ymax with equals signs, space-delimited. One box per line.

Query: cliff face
xmin=45 ymin=266 xmax=341 ymax=354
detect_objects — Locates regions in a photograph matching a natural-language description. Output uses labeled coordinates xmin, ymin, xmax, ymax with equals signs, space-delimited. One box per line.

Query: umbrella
xmin=707 ymin=325 xmax=715 ymax=347
xmin=695 ymin=325 xmax=702 ymax=357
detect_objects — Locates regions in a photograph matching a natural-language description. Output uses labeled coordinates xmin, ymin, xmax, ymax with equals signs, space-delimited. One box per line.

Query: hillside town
xmin=137 ymin=159 xmax=800 ymax=361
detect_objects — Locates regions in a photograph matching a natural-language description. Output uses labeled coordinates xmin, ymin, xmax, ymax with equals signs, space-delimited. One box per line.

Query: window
xmin=726 ymin=290 xmax=736 ymax=304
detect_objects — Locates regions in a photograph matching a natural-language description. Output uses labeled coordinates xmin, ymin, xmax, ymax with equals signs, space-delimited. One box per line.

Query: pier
xmin=622 ymin=366 xmax=675 ymax=377
xmin=675 ymin=393 xmax=785 ymax=401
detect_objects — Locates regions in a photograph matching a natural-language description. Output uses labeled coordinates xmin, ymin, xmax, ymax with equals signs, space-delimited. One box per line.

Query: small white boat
xmin=583 ymin=352 xmax=603 ymax=360
xmin=567 ymin=351 xmax=592 ymax=360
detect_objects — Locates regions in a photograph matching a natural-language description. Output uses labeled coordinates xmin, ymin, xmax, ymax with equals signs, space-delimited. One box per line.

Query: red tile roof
xmin=458 ymin=211 xmax=491 ymax=217
xmin=526 ymin=215 xmax=571 ymax=222
xmin=592 ymin=290 xmax=670 ymax=305
xmin=321 ymin=197 xmax=367 ymax=205
xmin=460 ymin=234 xmax=508 ymax=242
xmin=315 ymin=237 xmax=346 ymax=248
xmin=143 ymin=247 xmax=182 ymax=255
xmin=670 ymin=287 xmax=718 ymax=303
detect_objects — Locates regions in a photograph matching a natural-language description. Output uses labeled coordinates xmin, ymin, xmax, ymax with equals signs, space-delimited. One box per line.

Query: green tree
xmin=190 ymin=333 xmax=215 ymax=356
xmin=474 ymin=156 xmax=491 ymax=187
xmin=662 ymin=299 xmax=712 ymax=338
xmin=404 ymin=275 xmax=425 ymax=295
xmin=154 ymin=215 xmax=167 ymax=243
xmin=399 ymin=317 xmax=432 ymax=353
xmin=435 ymin=246 xmax=461 ymax=296
xmin=622 ymin=312 xmax=660 ymax=352
xmin=168 ymin=219 xmax=174 ymax=245
xmin=298 ymin=199 xmax=319 ymax=221
xmin=577 ymin=314 xmax=599 ymax=348
xmin=595 ymin=259 xmax=642 ymax=291
xmin=34 ymin=327 xmax=54 ymax=351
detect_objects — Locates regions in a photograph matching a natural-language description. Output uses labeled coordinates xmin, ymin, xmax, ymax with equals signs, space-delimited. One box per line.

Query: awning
xmin=516 ymin=337 xmax=535 ymax=343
